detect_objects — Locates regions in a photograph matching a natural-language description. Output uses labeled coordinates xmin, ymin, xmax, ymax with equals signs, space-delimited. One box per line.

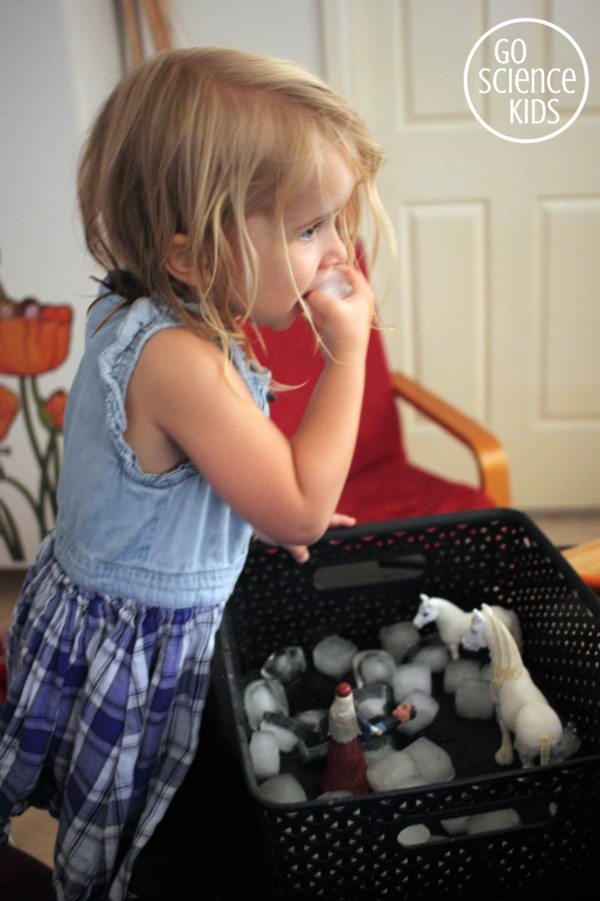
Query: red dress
xmin=321 ymin=733 xmax=370 ymax=795
xmin=321 ymin=683 xmax=371 ymax=796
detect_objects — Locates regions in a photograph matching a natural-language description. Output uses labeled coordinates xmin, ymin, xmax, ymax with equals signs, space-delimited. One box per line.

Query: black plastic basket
xmin=217 ymin=509 xmax=600 ymax=900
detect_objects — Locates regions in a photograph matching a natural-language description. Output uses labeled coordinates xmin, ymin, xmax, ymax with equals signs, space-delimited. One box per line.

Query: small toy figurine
xmin=462 ymin=605 xmax=563 ymax=767
xmin=321 ymin=682 xmax=381 ymax=795
xmin=413 ymin=593 xmax=522 ymax=660
xmin=371 ymin=702 xmax=416 ymax=734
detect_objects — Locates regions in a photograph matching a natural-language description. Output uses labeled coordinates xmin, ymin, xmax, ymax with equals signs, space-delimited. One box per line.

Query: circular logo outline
xmin=464 ymin=17 xmax=589 ymax=143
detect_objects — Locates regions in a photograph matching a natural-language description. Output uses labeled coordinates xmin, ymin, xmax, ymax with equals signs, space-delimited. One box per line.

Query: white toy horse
xmin=413 ymin=594 xmax=522 ymax=661
xmin=462 ymin=604 xmax=563 ymax=767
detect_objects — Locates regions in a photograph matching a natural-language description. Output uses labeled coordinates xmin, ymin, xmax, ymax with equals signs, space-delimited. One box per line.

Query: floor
xmin=0 ymin=508 xmax=599 ymax=874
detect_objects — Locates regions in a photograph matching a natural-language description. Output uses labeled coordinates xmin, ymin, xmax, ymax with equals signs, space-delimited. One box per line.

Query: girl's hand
xmin=304 ymin=265 xmax=374 ymax=362
xmin=253 ymin=512 xmax=356 ymax=564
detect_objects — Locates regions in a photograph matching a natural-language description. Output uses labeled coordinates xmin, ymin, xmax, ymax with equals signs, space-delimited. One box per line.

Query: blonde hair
xmin=78 ymin=46 xmax=387 ymax=351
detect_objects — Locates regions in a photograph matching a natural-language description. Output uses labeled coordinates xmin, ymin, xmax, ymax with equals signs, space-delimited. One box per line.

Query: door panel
xmin=322 ymin=0 xmax=600 ymax=507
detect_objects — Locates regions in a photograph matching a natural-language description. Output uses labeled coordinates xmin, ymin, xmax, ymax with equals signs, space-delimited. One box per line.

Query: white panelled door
xmin=322 ymin=0 xmax=600 ymax=508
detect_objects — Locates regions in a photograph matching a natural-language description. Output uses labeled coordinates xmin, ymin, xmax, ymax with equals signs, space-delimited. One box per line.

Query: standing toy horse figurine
xmin=462 ymin=604 xmax=563 ymax=767
xmin=413 ymin=594 xmax=522 ymax=660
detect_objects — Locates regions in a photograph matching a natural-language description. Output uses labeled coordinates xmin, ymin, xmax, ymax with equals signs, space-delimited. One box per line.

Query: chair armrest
xmin=390 ymin=370 xmax=511 ymax=507
xmin=562 ymin=538 xmax=600 ymax=593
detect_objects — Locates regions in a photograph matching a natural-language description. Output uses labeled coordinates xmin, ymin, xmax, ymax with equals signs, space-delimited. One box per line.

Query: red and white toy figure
xmin=321 ymin=682 xmax=381 ymax=796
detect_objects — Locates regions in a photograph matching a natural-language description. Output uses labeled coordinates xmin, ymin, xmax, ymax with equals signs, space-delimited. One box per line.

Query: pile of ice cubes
xmin=243 ymin=616 xmax=578 ymax=805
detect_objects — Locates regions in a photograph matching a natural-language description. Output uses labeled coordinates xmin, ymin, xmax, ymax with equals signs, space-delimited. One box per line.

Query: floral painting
xmin=0 ymin=267 xmax=72 ymax=561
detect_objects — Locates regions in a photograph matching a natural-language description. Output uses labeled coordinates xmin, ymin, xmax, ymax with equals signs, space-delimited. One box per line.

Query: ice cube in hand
xmin=319 ymin=268 xmax=353 ymax=299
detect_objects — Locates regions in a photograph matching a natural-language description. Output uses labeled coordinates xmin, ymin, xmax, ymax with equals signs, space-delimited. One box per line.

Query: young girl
xmin=0 ymin=47 xmax=386 ymax=899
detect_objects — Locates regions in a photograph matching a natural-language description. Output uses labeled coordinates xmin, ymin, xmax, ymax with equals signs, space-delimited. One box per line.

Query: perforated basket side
xmin=219 ymin=509 xmax=600 ymax=899
xmin=255 ymin=757 xmax=600 ymax=900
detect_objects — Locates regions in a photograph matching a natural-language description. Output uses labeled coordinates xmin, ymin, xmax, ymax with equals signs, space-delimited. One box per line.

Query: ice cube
xmin=249 ymin=730 xmax=280 ymax=781
xmin=259 ymin=711 xmax=307 ymax=752
xmin=312 ymin=634 xmax=358 ymax=678
xmin=440 ymin=816 xmax=468 ymax=836
xmin=466 ymin=808 xmax=521 ymax=834
xmin=367 ymin=749 xmax=425 ymax=793
xmin=379 ymin=621 xmax=421 ymax=663
xmin=395 ymin=689 xmax=439 ymax=735
xmin=396 ymin=824 xmax=431 ymax=846
xmin=410 ymin=637 xmax=450 ymax=673
xmin=561 ymin=721 xmax=582 ymax=759
xmin=294 ymin=708 xmax=327 ymax=729
xmin=363 ymin=735 xmax=396 ymax=767
xmin=405 ymin=737 xmax=455 ymax=784
xmin=455 ymin=678 xmax=494 ymax=720
xmin=243 ymin=678 xmax=289 ymax=730
xmin=354 ymin=683 xmax=392 ymax=720
xmin=319 ymin=268 xmax=352 ymax=299
xmin=353 ymin=649 xmax=396 ymax=687
xmin=392 ymin=663 xmax=432 ymax=701
xmin=261 ymin=646 xmax=307 ymax=684
xmin=443 ymin=659 xmax=481 ymax=694
xmin=256 ymin=773 xmax=307 ymax=804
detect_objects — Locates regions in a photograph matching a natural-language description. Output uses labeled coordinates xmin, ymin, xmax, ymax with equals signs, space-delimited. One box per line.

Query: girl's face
xmin=241 ymin=150 xmax=357 ymax=330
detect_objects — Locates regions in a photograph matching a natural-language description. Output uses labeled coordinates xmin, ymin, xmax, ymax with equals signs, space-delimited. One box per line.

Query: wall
xmin=169 ymin=0 xmax=323 ymax=73
xmin=0 ymin=0 xmax=323 ymax=563
xmin=0 ymin=0 xmax=118 ymax=563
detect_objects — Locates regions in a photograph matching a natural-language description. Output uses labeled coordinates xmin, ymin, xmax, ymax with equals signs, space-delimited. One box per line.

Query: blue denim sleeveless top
xmin=54 ymin=281 xmax=271 ymax=608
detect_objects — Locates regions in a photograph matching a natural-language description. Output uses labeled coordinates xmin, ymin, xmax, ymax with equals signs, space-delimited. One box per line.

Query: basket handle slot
xmin=395 ymin=798 xmax=558 ymax=849
xmin=312 ymin=554 xmax=427 ymax=590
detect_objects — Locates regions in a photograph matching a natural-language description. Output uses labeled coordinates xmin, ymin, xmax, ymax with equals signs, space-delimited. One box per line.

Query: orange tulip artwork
xmin=0 ymin=266 xmax=73 ymax=560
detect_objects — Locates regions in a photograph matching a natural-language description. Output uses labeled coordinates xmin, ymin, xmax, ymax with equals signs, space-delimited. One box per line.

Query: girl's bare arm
xmin=126 ymin=268 xmax=373 ymax=547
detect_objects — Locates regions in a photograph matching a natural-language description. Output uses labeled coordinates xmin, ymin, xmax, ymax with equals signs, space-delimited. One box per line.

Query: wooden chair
xmin=563 ymin=539 xmax=600 ymax=597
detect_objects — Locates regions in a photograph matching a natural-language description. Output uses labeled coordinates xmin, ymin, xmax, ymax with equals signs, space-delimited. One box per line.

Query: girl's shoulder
xmin=132 ymin=317 xmax=271 ymax=408
xmin=88 ymin=275 xmax=271 ymax=412
xmin=87 ymin=286 xmax=172 ymax=344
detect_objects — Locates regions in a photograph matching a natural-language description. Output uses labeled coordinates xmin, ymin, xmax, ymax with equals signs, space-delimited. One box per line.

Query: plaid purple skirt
xmin=0 ymin=534 xmax=225 ymax=900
